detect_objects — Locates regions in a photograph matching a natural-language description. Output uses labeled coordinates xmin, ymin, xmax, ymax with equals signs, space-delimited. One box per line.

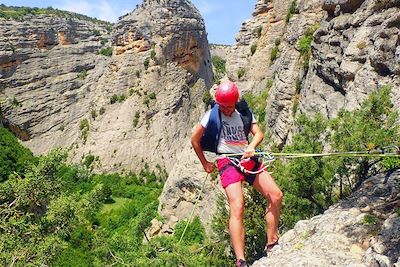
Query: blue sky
xmin=0 ymin=0 xmax=255 ymax=45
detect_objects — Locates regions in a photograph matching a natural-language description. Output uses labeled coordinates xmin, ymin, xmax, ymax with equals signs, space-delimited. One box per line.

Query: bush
xmin=286 ymin=0 xmax=297 ymax=23
xmin=98 ymin=47 xmax=112 ymax=57
xmin=202 ymin=90 xmax=212 ymax=106
xmin=237 ymin=67 xmax=246 ymax=79
xmin=251 ymin=43 xmax=257 ymax=55
xmin=77 ymin=69 xmax=87 ymax=80
xmin=0 ymin=128 xmax=36 ymax=181
xmin=270 ymin=46 xmax=279 ymax=62
xmin=144 ymin=58 xmax=150 ymax=70
xmin=79 ymin=119 xmax=89 ymax=144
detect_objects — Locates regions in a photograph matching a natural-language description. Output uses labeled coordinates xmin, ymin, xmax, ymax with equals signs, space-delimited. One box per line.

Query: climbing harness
xmin=220 ymin=151 xmax=276 ymax=175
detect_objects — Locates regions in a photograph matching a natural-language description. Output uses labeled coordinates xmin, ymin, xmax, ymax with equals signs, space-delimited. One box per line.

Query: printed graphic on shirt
xmin=218 ymin=112 xmax=249 ymax=154
xmin=220 ymin=121 xmax=247 ymax=144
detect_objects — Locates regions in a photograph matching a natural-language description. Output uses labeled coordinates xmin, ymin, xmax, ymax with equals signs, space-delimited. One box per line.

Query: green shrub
xmin=91 ymin=109 xmax=97 ymax=120
xmin=270 ymin=46 xmax=279 ymax=62
xmin=148 ymin=92 xmax=156 ymax=100
xmin=133 ymin=112 xmax=140 ymax=127
xmin=98 ymin=47 xmax=112 ymax=57
xmin=83 ymin=154 xmax=95 ymax=168
xmin=110 ymin=94 xmax=118 ymax=104
xmin=251 ymin=43 xmax=257 ymax=55
xmin=10 ymin=97 xmax=21 ymax=107
xmin=237 ymin=67 xmax=246 ymax=79
xmin=242 ymin=89 xmax=269 ymax=125
xmin=0 ymin=127 xmax=36 ymax=181
xmin=202 ymin=90 xmax=212 ymax=106
xmin=298 ymin=23 xmax=319 ymax=69
xmin=286 ymin=0 xmax=297 ymax=23
xmin=144 ymin=58 xmax=150 ymax=70
xmin=92 ymin=29 xmax=101 ymax=36
xmin=79 ymin=119 xmax=89 ymax=144
xmin=77 ymin=69 xmax=87 ymax=80
xmin=150 ymin=49 xmax=156 ymax=60
xmin=99 ymin=107 xmax=105 ymax=115
xmin=174 ymin=216 xmax=206 ymax=244
xmin=256 ymin=26 xmax=263 ymax=38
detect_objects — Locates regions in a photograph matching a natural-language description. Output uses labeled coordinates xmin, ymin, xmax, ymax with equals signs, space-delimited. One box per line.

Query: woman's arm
xmin=191 ymin=123 xmax=215 ymax=173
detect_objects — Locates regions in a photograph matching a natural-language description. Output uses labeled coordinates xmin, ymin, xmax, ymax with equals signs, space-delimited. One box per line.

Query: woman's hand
xmin=242 ymin=147 xmax=255 ymax=159
xmin=203 ymin=161 xmax=215 ymax=173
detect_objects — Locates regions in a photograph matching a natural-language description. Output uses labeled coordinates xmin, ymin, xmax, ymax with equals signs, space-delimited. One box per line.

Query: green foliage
xmin=79 ymin=119 xmax=89 ymax=144
xmin=110 ymin=94 xmax=126 ymax=104
xmin=110 ymin=94 xmax=118 ymax=104
xmin=270 ymin=46 xmax=279 ymax=63
xmin=150 ymin=49 xmax=156 ymax=60
xmin=286 ymin=0 xmax=297 ymax=23
xmin=298 ymin=23 xmax=319 ymax=69
xmin=144 ymin=58 xmax=150 ymax=70
xmin=98 ymin=47 xmax=113 ymax=57
xmin=0 ymin=5 xmax=110 ymax=26
xmin=10 ymin=97 xmax=21 ymax=107
xmin=212 ymin=55 xmax=226 ymax=83
xmin=148 ymin=92 xmax=156 ymax=100
xmin=77 ymin=69 xmax=87 ymax=79
xmin=99 ymin=106 xmax=105 ymax=115
xmin=174 ymin=216 xmax=206 ymax=244
xmin=91 ymin=109 xmax=97 ymax=119
xmin=202 ymin=90 xmax=212 ymax=106
xmin=83 ymin=154 xmax=95 ymax=168
xmin=92 ymin=29 xmax=101 ymax=36
xmin=133 ymin=111 xmax=140 ymax=127
xmin=256 ymin=26 xmax=263 ymax=38
xmin=242 ymin=89 xmax=269 ymax=125
xmin=0 ymin=128 xmax=36 ymax=181
xmin=237 ymin=67 xmax=246 ymax=79
xmin=251 ymin=43 xmax=257 ymax=55
xmin=329 ymin=86 xmax=400 ymax=184
xmin=275 ymin=38 xmax=281 ymax=46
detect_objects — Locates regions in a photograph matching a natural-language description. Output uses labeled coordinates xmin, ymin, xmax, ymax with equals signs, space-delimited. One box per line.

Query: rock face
xmin=252 ymin=170 xmax=400 ymax=267
xmin=300 ymin=0 xmax=400 ymax=121
xmin=0 ymin=0 xmax=213 ymax=173
xmin=211 ymin=0 xmax=399 ymax=147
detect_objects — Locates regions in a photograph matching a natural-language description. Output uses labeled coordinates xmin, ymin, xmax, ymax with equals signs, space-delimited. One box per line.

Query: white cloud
xmin=56 ymin=0 xmax=120 ymax=22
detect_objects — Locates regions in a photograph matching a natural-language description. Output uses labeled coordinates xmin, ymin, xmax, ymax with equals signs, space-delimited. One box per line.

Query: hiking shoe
xmin=235 ymin=259 xmax=248 ymax=267
xmin=264 ymin=240 xmax=280 ymax=255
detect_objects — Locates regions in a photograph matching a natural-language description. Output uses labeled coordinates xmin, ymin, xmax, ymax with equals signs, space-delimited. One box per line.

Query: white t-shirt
xmin=200 ymin=109 xmax=256 ymax=154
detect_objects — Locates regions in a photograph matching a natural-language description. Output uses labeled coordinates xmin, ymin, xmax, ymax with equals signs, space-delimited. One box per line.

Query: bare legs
xmin=253 ymin=171 xmax=283 ymax=245
xmin=224 ymin=172 xmax=283 ymax=261
xmin=225 ymin=182 xmax=246 ymax=260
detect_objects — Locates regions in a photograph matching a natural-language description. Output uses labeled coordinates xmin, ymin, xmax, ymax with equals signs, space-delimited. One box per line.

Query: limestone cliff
xmin=0 ymin=1 xmax=213 ymax=173
xmin=211 ymin=0 xmax=400 ymax=147
xmin=252 ymin=170 xmax=400 ymax=267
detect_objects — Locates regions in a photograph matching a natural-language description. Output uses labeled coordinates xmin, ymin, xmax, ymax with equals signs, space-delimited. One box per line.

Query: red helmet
xmin=215 ymin=81 xmax=239 ymax=106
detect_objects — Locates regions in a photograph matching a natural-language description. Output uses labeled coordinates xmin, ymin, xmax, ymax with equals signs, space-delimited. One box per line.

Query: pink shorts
xmin=217 ymin=157 xmax=262 ymax=188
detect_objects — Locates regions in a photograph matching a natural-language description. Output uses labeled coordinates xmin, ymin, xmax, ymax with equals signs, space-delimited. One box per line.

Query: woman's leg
xmin=253 ymin=171 xmax=283 ymax=245
xmin=225 ymin=181 xmax=246 ymax=260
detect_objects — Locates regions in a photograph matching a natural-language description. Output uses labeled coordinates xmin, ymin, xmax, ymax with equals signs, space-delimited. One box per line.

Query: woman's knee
xmin=270 ymin=189 xmax=283 ymax=204
xmin=230 ymin=201 xmax=244 ymax=219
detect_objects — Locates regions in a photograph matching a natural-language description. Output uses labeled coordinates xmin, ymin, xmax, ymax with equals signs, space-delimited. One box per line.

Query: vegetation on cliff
xmin=0 ymin=4 xmax=112 ymax=28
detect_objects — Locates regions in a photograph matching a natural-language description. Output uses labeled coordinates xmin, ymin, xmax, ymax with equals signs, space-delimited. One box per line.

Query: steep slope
xmin=252 ymin=170 xmax=400 ymax=267
xmin=212 ymin=0 xmax=399 ymax=147
xmin=0 ymin=0 xmax=213 ymax=173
